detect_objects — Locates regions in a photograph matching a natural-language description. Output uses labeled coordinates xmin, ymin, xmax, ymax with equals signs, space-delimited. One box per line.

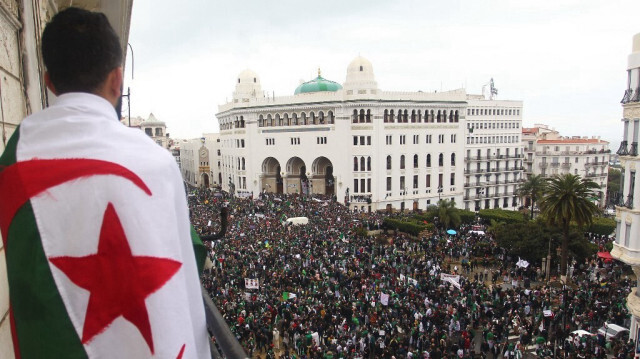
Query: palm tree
xmin=517 ymin=174 xmax=547 ymax=220
xmin=539 ymin=174 xmax=599 ymax=278
xmin=436 ymin=199 xmax=461 ymax=229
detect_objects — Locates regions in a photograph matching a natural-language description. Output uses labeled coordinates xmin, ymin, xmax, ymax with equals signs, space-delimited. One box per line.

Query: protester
xmin=0 ymin=8 xmax=209 ymax=358
xmin=190 ymin=187 xmax=633 ymax=359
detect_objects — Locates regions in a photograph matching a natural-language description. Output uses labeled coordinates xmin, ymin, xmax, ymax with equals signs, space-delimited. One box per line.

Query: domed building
xmin=294 ymin=70 xmax=343 ymax=95
xmin=214 ymin=57 xmax=524 ymax=212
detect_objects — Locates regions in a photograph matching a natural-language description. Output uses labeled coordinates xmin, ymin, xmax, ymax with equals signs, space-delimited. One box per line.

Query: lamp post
xmin=437 ymin=186 xmax=443 ymax=201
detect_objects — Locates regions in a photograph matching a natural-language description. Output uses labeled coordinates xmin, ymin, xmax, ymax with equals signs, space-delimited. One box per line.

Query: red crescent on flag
xmin=0 ymin=158 xmax=152 ymax=244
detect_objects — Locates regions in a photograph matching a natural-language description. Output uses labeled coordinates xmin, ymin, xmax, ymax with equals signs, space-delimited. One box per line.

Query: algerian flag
xmin=0 ymin=94 xmax=209 ymax=358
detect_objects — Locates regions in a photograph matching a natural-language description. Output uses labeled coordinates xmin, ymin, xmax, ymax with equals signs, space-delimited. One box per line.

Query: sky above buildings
xmin=124 ymin=0 xmax=639 ymax=147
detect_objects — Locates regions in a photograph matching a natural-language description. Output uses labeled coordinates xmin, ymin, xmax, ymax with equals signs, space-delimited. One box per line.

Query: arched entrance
xmin=286 ymin=157 xmax=306 ymax=194
xmin=201 ymin=173 xmax=210 ymax=188
xmin=312 ymin=156 xmax=335 ymax=195
xmin=261 ymin=157 xmax=283 ymax=193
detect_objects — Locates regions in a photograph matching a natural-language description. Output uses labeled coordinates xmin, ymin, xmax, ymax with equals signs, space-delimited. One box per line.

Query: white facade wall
xmin=215 ymin=59 xmax=487 ymax=212
xmin=612 ymin=32 xmax=640 ymax=345
xmin=464 ymin=97 xmax=524 ymax=211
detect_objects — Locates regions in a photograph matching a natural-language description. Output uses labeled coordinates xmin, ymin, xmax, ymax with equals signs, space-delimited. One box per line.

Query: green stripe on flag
xmin=0 ymin=127 xmax=87 ymax=358
xmin=1 ymin=127 xmax=87 ymax=358
xmin=8 ymin=203 xmax=87 ymax=358
xmin=190 ymin=226 xmax=206 ymax=275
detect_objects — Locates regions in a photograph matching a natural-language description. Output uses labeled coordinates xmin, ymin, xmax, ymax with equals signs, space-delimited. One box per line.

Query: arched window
xmin=354 ymin=157 xmax=358 ymax=171
xmin=292 ymin=113 xmax=298 ymax=126
xmin=284 ymin=113 xmax=290 ymax=126
xmin=359 ymin=109 xmax=365 ymax=123
xmin=413 ymin=154 xmax=419 ymax=168
xmin=430 ymin=110 xmax=435 ymax=123
xmin=451 ymin=153 xmax=456 ymax=166
xmin=389 ymin=110 xmax=395 ymax=123
xmin=258 ymin=114 xmax=264 ymax=127
xmin=275 ymin=114 xmax=282 ymax=126
xmin=454 ymin=110 xmax=459 ymax=122
xmin=384 ymin=109 xmax=389 ymax=123
xmin=353 ymin=109 xmax=358 ymax=123
xmin=242 ymin=158 xmax=245 ymax=170
xmin=360 ymin=157 xmax=366 ymax=171
xmin=437 ymin=110 xmax=441 ymax=123
xmin=439 ymin=153 xmax=444 ymax=167
xmin=386 ymin=155 xmax=392 ymax=170
xmin=426 ymin=154 xmax=431 ymax=167
xmin=366 ymin=109 xmax=371 ymax=123
xmin=418 ymin=110 xmax=422 ymax=122
xmin=411 ymin=110 xmax=416 ymax=123
xmin=267 ymin=114 xmax=273 ymax=127
xmin=367 ymin=157 xmax=371 ymax=171
xmin=319 ymin=111 xmax=325 ymax=124
xmin=328 ymin=111 xmax=334 ymax=124
xmin=449 ymin=110 xmax=454 ymax=123
xmin=443 ymin=111 xmax=447 ymax=122
xmin=400 ymin=155 xmax=405 ymax=169
xmin=310 ymin=112 xmax=316 ymax=125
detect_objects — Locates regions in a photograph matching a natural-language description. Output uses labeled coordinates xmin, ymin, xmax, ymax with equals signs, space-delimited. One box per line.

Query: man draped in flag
xmin=0 ymin=8 xmax=209 ymax=358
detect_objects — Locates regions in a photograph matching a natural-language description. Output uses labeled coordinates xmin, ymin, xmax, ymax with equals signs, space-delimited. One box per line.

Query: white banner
xmin=244 ymin=278 xmax=259 ymax=289
xmin=380 ymin=293 xmax=389 ymax=306
xmin=440 ymin=273 xmax=461 ymax=289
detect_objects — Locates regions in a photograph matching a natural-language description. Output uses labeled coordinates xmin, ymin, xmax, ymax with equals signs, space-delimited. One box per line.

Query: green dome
xmin=294 ymin=74 xmax=343 ymax=95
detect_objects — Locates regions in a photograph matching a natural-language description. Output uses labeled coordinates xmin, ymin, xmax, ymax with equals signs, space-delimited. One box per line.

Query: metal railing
xmin=617 ymin=141 xmax=629 ymax=155
xmin=200 ymin=207 xmax=250 ymax=359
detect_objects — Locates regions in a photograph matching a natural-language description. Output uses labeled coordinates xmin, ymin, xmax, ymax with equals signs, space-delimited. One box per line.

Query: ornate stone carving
xmin=624 ymin=104 xmax=640 ymax=119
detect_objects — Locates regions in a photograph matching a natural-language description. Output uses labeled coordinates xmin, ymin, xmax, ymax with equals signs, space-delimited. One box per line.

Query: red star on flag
xmin=49 ymin=202 xmax=182 ymax=354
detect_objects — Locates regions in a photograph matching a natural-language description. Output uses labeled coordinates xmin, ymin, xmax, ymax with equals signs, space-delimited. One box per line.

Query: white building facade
xmin=180 ymin=133 xmax=221 ymax=189
xmin=215 ymin=57 xmax=524 ymax=212
xmin=464 ymin=95 xmax=524 ymax=211
xmin=612 ymin=32 xmax=640 ymax=347
xmin=521 ymin=124 xmax=610 ymax=207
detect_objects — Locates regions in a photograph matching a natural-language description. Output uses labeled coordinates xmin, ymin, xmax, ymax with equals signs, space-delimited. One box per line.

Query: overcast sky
xmin=124 ymin=0 xmax=639 ymax=147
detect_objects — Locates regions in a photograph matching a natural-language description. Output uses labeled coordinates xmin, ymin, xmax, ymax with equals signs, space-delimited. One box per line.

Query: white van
xmin=597 ymin=323 xmax=629 ymax=341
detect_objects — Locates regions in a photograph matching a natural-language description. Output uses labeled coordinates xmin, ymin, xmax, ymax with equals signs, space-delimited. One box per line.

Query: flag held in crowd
xmin=245 ymin=278 xmax=259 ymax=289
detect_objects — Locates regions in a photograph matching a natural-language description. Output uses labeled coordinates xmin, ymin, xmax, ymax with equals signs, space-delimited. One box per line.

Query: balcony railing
xmin=199 ymin=208 xmax=250 ymax=359
xmin=561 ymin=162 xmax=571 ymax=168
xmin=632 ymin=87 xmax=640 ymax=102
xmin=617 ymin=141 xmax=629 ymax=155
xmin=630 ymin=142 xmax=638 ymax=156
xmin=539 ymin=163 xmax=548 ymax=168
xmin=621 ymin=88 xmax=633 ymax=104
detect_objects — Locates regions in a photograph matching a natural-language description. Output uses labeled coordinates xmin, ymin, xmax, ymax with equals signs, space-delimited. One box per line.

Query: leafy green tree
xmin=517 ymin=174 xmax=547 ymax=220
xmin=607 ymin=168 xmax=621 ymax=198
xmin=539 ymin=174 xmax=599 ymax=277
xmin=436 ymin=199 xmax=460 ymax=229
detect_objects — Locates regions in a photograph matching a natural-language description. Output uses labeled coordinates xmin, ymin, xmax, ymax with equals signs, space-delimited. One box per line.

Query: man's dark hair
xmin=42 ymin=7 xmax=123 ymax=94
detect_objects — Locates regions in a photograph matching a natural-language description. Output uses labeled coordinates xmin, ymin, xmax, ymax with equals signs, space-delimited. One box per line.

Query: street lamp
xmin=437 ymin=186 xmax=443 ymax=201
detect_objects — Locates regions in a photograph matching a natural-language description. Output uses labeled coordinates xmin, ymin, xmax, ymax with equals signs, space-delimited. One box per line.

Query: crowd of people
xmin=187 ymin=187 xmax=635 ymax=358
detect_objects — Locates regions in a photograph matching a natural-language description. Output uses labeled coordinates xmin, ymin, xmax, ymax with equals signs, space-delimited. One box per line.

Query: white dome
xmin=344 ymin=56 xmax=378 ymax=95
xmin=347 ymin=56 xmax=373 ymax=76
xmin=237 ymin=69 xmax=260 ymax=84
xmin=233 ymin=69 xmax=263 ymax=101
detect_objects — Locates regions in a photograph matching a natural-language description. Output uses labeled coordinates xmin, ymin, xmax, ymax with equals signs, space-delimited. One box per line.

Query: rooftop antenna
xmin=489 ymin=78 xmax=498 ymax=100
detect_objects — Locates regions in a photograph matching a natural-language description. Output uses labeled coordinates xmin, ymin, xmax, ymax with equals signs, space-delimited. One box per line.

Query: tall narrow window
xmin=387 ymin=156 xmax=392 ymax=170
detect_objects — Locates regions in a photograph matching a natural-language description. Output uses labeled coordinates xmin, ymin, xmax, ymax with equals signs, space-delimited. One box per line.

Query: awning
xmin=597 ymin=251 xmax=614 ymax=261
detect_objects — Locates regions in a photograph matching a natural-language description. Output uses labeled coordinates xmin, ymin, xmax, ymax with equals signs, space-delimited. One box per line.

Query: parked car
xmin=597 ymin=323 xmax=629 ymax=341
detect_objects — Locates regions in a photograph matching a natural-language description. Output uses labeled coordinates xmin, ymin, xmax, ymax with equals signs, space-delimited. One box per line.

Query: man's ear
xmin=106 ymin=67 xmax=123 ymax=105
xmin=44 ymin=71 xmax=57 ymax=95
